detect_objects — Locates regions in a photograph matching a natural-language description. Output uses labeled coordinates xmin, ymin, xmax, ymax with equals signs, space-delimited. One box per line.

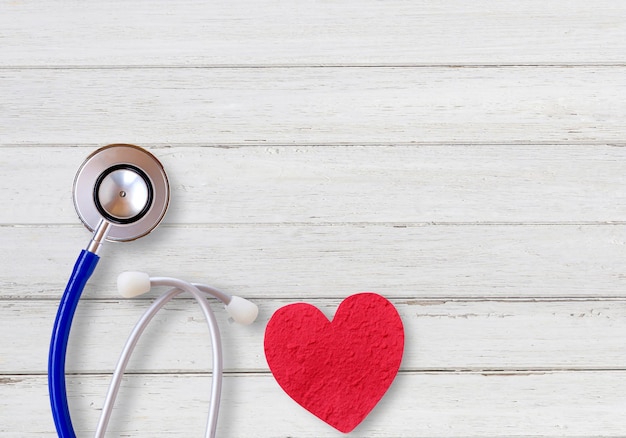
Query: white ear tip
xmin=225 ymin=296 xmax=258 ymax=325
xmin=117 ymin=271 xmax=151 ymax=298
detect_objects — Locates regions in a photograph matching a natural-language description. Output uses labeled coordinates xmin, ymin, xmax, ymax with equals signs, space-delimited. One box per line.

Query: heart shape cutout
xmin=264 ymin=293 xmax=404 ymax=433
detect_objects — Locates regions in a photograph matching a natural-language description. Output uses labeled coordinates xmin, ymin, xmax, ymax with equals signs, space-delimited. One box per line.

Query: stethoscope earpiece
xmin=73 ymin=144 xmax=170 ymax=242
xmin=117 ymin=271 xmax=151 ymax=298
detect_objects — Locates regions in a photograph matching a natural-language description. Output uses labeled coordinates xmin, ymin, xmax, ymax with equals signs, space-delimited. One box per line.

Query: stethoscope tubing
xmin=48 ymin=249 xmax=100 ymax=438
xmin=94 ymin=279 xmax=224 ymax=438
xmin=50 ymin=262 xmax=228 ymax=438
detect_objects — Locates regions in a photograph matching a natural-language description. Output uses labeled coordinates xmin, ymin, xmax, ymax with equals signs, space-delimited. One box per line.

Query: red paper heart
xmin=264 ymin=293 xmax=404 ymax=433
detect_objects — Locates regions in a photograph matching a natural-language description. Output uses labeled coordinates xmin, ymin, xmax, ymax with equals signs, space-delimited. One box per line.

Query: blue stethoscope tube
xmin=49 ymin=249 xmax=100 ymax=438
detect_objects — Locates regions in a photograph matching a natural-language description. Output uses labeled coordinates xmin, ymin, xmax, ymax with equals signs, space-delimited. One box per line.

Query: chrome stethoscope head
xmin=73 ymin=144 xmax=170 ymax=246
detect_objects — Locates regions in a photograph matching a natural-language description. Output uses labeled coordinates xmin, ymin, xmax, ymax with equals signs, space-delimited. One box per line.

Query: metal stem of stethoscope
xmin=86 ymin=219 xmax=111 ymax=254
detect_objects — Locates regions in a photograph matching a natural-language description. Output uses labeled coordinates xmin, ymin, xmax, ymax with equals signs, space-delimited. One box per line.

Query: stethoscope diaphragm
xmin=73 ymin=144 xmax=170 ymax=241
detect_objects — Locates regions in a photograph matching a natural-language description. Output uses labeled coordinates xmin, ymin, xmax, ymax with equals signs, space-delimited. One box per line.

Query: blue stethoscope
xmin=48 ymin=144 xmax=258 ymax=437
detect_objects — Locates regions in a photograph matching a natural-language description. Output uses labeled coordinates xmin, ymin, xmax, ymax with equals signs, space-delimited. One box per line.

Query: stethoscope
xmin=48 ymin=144 xmax=258 ymax=438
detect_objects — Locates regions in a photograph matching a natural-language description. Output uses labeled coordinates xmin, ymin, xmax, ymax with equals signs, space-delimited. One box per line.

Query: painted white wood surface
xmin=3 ymin=372 xmax=626 ymax=437
xmin=3 ymin=299 xmax=626 ymax=374
xmin=3 ymin=145 xmax=626 ymax=224
xmin=2 ymin=68 xmax=626 ymax=144
xmin=4 ymin=225 xmax=626 ymax=299
xmin=1 ymin=0 xmax=626 ymax=66
xmin=1 ymin=0 xmax=626 ymax=437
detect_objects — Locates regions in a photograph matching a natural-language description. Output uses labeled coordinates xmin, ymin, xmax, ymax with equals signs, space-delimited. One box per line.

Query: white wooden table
xmin=1 ymin=1 xmax=626 ymax=436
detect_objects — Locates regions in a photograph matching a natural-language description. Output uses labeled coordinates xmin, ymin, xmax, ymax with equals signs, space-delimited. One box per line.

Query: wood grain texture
xmin=2 ymin=372 xmax=625 ymax=437
xmin=1 ymin=0 xmax=626 ymax=66
xmin=2 ymin=0 xmax=626 ymax=436
xmin=2 ymin=145 xmax=626 ymax=224
xmin=3 ymin=298 xmax=626 ymax=374
xmin=2 ymin=67 xmax=626 ymax=144
xmin=3 ymin=224 xmax=626 ymax=300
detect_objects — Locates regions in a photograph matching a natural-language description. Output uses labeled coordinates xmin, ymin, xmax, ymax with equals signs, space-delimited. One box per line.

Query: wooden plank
xmin=2 ymin=224 xmax=626 ymax=299
xmin=2 ymin=372 xmax=625 ymax=436
xmin=2 ymin=145 xmax=626 ymax=224
xmin=2 ymin=68 xmax=626 ymax=144
xmin=1 ymin=1 xmax=626 ymax=66
xmin=3 ymin=299 xmax=626 ymax=374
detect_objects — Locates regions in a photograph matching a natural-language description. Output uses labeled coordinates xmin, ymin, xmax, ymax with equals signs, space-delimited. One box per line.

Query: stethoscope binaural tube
xmin=48 ymin=145 xmax=170 ymax=438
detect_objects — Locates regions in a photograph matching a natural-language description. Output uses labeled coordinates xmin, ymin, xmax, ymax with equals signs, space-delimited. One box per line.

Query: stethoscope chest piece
xmin=73 ymin=144 xmax=170 ymax=241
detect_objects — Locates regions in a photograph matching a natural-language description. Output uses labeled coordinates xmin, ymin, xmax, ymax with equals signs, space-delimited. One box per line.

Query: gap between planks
xmin=3 ymin=142 xmax=626 ymax=148
xmin=3 ymin=369 xmax=625 ymax=379
xmin=5 ymin=222 xmax=626 ymax=227
xmin=4 ymin=63 xmax=626 ymax=70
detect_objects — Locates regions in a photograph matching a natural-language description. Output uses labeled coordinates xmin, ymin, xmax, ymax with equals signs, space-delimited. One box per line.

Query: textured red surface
xmin=264 ymin=293 xmax=404 ymax=433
